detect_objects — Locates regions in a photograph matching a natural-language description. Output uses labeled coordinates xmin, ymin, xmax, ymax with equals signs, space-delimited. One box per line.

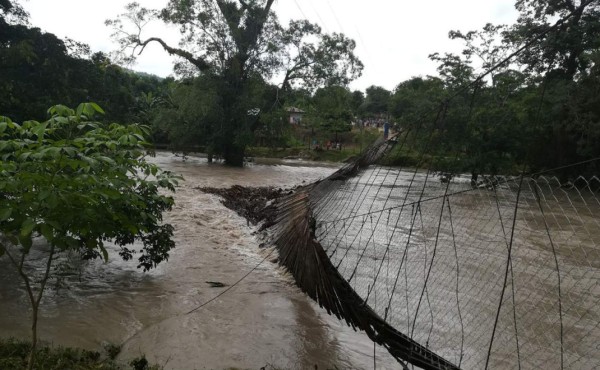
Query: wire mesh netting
xmin=263 ymin=3 xmax=600 ymax=368
xmin=307 ymin=164 xmax=600 ymax=369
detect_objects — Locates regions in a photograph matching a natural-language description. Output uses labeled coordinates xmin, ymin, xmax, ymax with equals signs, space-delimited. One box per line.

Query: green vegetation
xmin=0 ymin=5 xmax=172 ymax=124
xmin=0 ymin=0 xmax=598 ymax=367
xmin=384 ymin=0 xmax=600 ymax=178
xmin=0 ymin=103 xmax=178 ymax=369
xmin=0 ymin=338 xmax=160 ymax=370
xmin=2 ymin=0 xmax=598 ymax=174
xmin=107 ymin=1 xmax=363 ymax=165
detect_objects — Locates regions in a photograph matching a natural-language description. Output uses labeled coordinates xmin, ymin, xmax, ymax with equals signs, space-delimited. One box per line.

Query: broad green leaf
xmin=22 ymin=120 xmax=39 ymax=128
xmin=18 ymin=234 xmax=33 ymax=252
xmin=76 ymin=104 xmax=84 ymax=117
xmin=100 ymin=244 xmax=109 ymax=262
xmin=0 ymin=116 xmax=13 ymax=124
xmin=0 ymin=208 xmax=11 ymax=221
xmin=32 ymin=122 xmax=48 ymax=141
xmin=0 ymin=121 xmax=7 ymax=134
xmin=53 ymin=116 xmax=69 ymax=125
xmin=45 ymin=146 xmax=61 ymax=158
xmin=48 ymin=104 xmax=74 ymax=117
xmin=17 ymin=152 xmax=31 ymax=162
xmin=21 ymin=218 xmax=36 ymax=236
xmin=0 ymin=141 xmax=9 ymax=151
xmin=45 ymin=220 xmax=62 ymax=231
xmin=90 ymin=102 xmax=105 ymax=114
xmin=96 ymin=156 xmax=116 ymax=165
xmin=38 ymin=190 xmax=51 ymax=201
xmin=40 ymin=223 xmax=54 ymax=241
xmin=61 ymin=147 xmax=77 ymax=157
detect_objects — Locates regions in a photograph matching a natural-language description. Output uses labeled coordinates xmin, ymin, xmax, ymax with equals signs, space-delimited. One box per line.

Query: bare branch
xmin=138 ymin=37 xmax=211 ymax=71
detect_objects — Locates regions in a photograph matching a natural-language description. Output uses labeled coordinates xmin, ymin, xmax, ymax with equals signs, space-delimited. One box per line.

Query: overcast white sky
xmin=21 ymin=0 xmax=519 ymax=91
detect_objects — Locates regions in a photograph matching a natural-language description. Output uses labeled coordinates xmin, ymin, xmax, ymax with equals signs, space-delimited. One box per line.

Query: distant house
xmin=287 ymin=107 xmax=305 ymax=125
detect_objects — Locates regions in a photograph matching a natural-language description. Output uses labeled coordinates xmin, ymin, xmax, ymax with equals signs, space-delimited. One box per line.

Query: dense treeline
xmin=106 ymin=1 xmax=364 ymax=165
xmin=0 ymin=1 xmax=172 ymax=124
xmin=359 ymin=0 xmax=600 ymax=178
xmin=1 ymin=0 xmax=599 ymax=175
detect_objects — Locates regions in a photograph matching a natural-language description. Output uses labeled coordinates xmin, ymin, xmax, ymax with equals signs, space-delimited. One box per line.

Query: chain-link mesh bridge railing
xmin=266 ymin=139 xmax=599 ymax=369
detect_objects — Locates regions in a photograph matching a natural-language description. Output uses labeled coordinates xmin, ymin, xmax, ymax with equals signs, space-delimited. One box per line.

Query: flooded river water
xmin=0 ymin=152 xmax=399 ymax=369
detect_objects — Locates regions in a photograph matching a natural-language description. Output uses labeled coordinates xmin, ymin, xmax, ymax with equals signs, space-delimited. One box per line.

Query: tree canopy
xmin=107 ymin=0 xmax=363 ymax=165
xmin=0 ymin=0 xmax=171 ymax=124
xmin=386 ymin=0 xmax=600 ymax=178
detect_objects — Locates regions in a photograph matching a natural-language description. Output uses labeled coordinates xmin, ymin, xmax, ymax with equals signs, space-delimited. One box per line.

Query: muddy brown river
xmin=0 ymin=152 xmax=399 ymax=369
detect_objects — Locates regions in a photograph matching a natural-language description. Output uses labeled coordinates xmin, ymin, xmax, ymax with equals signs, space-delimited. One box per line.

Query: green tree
xmin=307 ymin=85 xmax=353 ymax=140
xmin=0 ymin=9 xmax=167 ymax=125
xmin=509 ymin=0 xmax=600 ymax=79
xmin=107 ymin=1 xmax=362 ymax=165
xmin=389 ymin=76 xmax=446 ymax=131
xmin=350 ymin=90 xmax=365 ymax=116
xmin=0 ymin=0 xmax=27 ymax=24
xmin=506 ymin=0 xmax=600 ymax=174
xmin=360 ymin=85 xmax=391 ymax=117
xmin=0 ymin=103 xmax=178 ymax=370
xmin=428 ymin=26 xmax=527 ymax=178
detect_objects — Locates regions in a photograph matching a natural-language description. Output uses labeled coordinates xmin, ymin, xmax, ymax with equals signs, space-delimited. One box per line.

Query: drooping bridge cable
xmin=186 ymin=248 xmax=276 ymax=314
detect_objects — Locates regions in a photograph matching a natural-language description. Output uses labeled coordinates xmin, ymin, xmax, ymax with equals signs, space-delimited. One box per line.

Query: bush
xmin=0 ymin=338 xmax=161 ymax=370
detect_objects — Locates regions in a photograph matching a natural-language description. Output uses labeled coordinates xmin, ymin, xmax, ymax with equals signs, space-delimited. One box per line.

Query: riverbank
xmin=246 ymin=146 xmax=358 ymax=163
xmin=246 ymin=144 xmax=425 ymax=168
xmin=159 ymin=127 xmax=383 ymax=164
xmin=0 ymin=338 xmax=159 ymax=370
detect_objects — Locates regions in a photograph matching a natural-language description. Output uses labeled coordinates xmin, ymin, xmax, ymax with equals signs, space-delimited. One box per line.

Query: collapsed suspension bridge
xmin=261 ymin=138 xmax=599 ymax=369
xmin=214 ymin=4 xmax=600 ymax=368
xmin=198 ymin=3 xmax=600 ymax=369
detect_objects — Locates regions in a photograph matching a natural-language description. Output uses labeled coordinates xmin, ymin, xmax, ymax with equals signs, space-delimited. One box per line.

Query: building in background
xmin=287 ymin=107 xmax=305 ymax=125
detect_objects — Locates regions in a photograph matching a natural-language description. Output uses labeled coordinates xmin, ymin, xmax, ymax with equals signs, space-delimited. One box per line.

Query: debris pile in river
xmin=198 ymin=185 xmax=294 ymax=228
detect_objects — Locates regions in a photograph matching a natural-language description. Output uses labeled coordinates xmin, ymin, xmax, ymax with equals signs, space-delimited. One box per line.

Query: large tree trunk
xmin=223 ymin=142 xmax=245 ymax=166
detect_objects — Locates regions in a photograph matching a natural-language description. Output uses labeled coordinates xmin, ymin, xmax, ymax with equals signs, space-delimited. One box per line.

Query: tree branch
xmin=216 ymin=0 xmax=275 ymax=58
xmin=246 ymin=0 xmax=275 ymax=52
xmin=138 ymin=37 xmax=211 ymax=71
xmin=563 ymin=0 xmax=576 ymax=12
xmin=36 ymin=244 xmax=55 ymax=306
xmin=281 ymin=60 xmax=315 ymax=88
xmin=2 ymin=242 xmax=36 ymax=308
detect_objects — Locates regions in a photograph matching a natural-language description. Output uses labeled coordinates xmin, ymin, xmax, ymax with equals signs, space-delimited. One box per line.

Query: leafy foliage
xmin=107 ymin=0 xmax=363 ymax=165
xmin=0 ymin=338 xmax=160 ymax=370
xmin=0 ymin=102 xmax=179 ymax=369
xmin=306 ymin=86 xmax=353 ymax=135
xmin=387 ymin=0 xmax=600 ymax=177
xmin=0 ymin=5 xmax=170 ymax=125
xmin=360 ymin=86 xmax=391 ymax=117
xmin=0 ymin=103 xmax=178 ymax=270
